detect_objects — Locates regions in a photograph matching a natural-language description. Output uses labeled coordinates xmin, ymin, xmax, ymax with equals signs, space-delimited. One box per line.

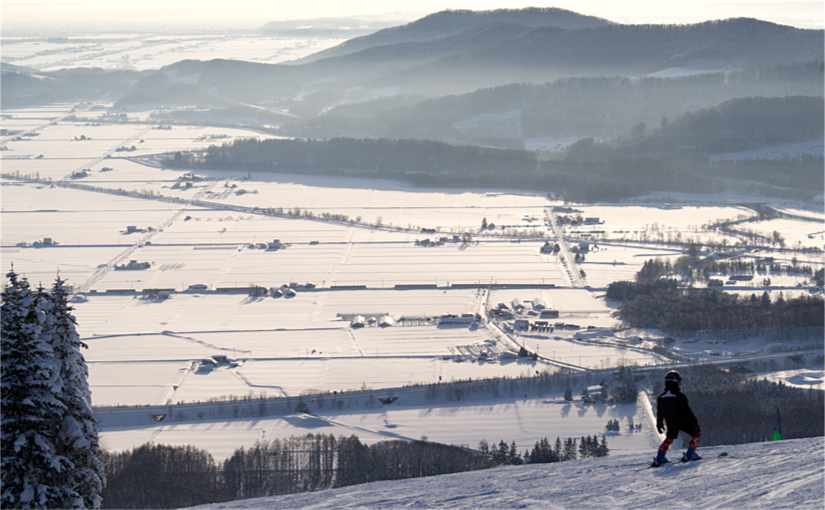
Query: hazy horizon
xmin=2 ymin=0 xmax=823 ymax=35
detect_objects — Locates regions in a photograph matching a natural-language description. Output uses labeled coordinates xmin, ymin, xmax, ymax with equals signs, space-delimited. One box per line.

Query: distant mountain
xmin=114 ymin=59 xmax=303 ymax=109
xmin=297 ymin=8 xmax=612 ymax=63
xmin=1 ymin=64 xmax=141 ymax=108
xmin=9 ymin=7 xmax=822 ymax=146
xmin=288 ymin=61 xmax=824 ymax=147
xmin=111 ymin=13 xmax=821 ymax=112
xmin=366 ymin=17 xmax=823 ymax=95
xmin=260 ymin=17 xmax=399 ymax=38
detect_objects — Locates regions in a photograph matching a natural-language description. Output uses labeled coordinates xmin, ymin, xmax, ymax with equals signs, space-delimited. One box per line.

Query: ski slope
xmin=193 ymin=438 xmax=824 ymax=509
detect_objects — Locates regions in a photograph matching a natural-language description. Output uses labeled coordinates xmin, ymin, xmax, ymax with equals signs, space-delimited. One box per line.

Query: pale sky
xmin=2 ymin=0 xmax=823 ymax=34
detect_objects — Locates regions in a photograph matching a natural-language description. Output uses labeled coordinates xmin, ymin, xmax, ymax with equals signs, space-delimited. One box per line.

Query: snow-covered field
xmin=1 ymin=33 xmax=345 ymax=71
xmin=89 ymin=240 xmax=569 ymax=290
xmin=190 ymin=169 xmax=555 ymax=231
xmin=3 ymin=103 xmax=822 ymax=434
xmin=74 ymin=290 xmax=481 ymax=335
xmin=191 ymin=437 xmax=825 ymax=509
xmin=565 ymin=204 xmax=749 ymax=245
xmin=579 ymin=244 xmax=684 ymax=288
xmin=756 ymin=369 xmax=825 ymax=390
xmin=738 ymin=218 xmax=824 ymax=250
xmin=100 ymin=394 xmax=656 ymax=461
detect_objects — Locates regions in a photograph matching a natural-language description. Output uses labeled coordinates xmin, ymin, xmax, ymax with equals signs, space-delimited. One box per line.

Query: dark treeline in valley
xmin=101 ymin=432 xmax=607 ymax=508
xmin=102 ymin=436 xmax=495 ymax=508
xmin=169 ymin=137 xmax=537 ymax=186
xmin=168 ymin=96 xmax=823 ymax=202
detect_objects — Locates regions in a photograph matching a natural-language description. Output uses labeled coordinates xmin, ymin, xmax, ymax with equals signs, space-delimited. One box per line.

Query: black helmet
xmin=665 ymin=370 xmax=682 ymax=383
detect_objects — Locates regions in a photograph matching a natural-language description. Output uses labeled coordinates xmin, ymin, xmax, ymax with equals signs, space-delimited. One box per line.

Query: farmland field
xmin=2 ymin=102 xmax=821 ymax=460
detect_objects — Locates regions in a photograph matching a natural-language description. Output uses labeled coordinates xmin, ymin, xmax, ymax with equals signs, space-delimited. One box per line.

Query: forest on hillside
xmin=292 ymin=63 xmax=824 ymax=142
xmin=167 ymin=95 xmax=824 ymax=202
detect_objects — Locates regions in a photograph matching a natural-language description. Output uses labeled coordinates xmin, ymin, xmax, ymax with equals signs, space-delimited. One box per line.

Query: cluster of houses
xmin=437 ymin=313 xmax=479 ymax=327
xmin=555 ymin=214 xmax=604 ymax=226
xmin=246 ymin=239 xmax=284 ymax=251
xmin=195 ymin=354 xmax=239 ymax=374
xmin=540 ymin=241 xmax=561 ymax=254
xmin=248 ymin=282 xmax=317 ymax=299
xmin=341 ymin=312 xmax=479 ymax=329
xmin=350 ymin=315 xmax=396 ymax=328
xmin=491 ymin=298 xmax=559 ymax=320
xmin=582 ymin=384 xmax=608 ymax=404
xmin=114 ymin=260 xmax=151 ymax=271
xmin=138 ymin=289 xmax=170 ymax=302
xmin=490 ymin=297 xmax=572 ymax=333
xmin=16 ymin=237 xmax=58 ymax=248
xmin=708 ymin=273 xmax=755 ymax=287
xmin=414 ymin=234 xmax=463 ymax=247
xmin=123 ymin=225 xmax=152 ymax=235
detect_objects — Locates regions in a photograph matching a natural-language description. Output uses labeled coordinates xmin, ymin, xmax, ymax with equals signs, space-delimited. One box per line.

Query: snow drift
xmin=193 ymin=438 xmax=824 ymax=509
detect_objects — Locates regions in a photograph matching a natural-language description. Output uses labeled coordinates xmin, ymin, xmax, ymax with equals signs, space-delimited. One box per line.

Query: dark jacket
xmin=656 ymin=382 xmax=699 ymax=437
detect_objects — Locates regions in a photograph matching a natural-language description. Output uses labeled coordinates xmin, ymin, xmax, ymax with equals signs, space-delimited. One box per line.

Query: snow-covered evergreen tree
xmin=1 ymin=271 xmax=77 ymax=508
xmin=50 ymin=277 xmax=104 ymax=508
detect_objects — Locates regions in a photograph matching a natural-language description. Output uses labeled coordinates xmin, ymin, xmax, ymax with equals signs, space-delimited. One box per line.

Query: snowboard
xmin=648 ymin=451 xmax=727 ymax=469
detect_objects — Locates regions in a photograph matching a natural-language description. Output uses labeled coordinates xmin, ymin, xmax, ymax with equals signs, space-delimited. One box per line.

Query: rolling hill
xmin=296 ymin=8 xmax=612 ymax=63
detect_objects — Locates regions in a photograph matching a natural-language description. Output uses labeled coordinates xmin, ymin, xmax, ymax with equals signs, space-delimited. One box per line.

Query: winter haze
xmin=0 ymin=1 xmax=823 ymax=509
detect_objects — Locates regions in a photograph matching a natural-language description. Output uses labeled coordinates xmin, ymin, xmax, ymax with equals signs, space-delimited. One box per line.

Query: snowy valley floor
xmin=192 ymin=437 xmax=824 ymax=510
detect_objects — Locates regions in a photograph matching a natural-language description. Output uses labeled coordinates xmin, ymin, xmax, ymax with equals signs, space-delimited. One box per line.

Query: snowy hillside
xmin=194 ymin=438 xmax=824 ymax=509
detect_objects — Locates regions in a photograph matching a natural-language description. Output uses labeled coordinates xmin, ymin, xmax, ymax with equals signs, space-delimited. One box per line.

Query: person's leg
xmin=655 ymin=436 xmax=674 ymax=464
xmin=685 ymin=430 xmax=701 ymax=460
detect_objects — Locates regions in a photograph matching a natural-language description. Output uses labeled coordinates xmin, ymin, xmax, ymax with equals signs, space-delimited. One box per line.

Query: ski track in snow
xmin=191 ymin=438 xmax=824 ymax=510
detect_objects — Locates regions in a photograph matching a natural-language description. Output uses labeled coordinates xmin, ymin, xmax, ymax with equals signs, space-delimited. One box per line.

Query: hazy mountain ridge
xmin=370 ymin=17 xmax=823 ymax=95
xmin=6 ymin=9 xmax=822 ymax=116
xmin=115 ymin=13 xmax=822 ymax=110
xmin=296 ymin=8 xmax=612 ymax=63
xmin=291 ymin=61 xmax=824 ymax=145
xmin=1 ymin=65 xmax=143 ymax=107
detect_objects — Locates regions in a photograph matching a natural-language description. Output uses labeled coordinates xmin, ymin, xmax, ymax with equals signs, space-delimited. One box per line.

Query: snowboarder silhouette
xmin=652 ymin=370 xmax=701 ymax=467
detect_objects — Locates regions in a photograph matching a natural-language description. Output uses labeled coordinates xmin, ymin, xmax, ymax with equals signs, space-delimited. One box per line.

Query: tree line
xmin=101 ymin=431 xmax=611 ymax=509
xmin=168 ymin=137 xmax=538 ymax=186
xmin=477 ymin=434 xmax=609 ymax=466
xmin=606 ymin=261 xmax=824 ymax=333
xmin=1 ymin=270 xmax=104 ymax=509
xmin=647 ymin=365 xmax=824 ymax=446
xmin=294 ymin=62 xmax=824 ymax=144
xmin=164 ymin=94 xmax=823 ymax=203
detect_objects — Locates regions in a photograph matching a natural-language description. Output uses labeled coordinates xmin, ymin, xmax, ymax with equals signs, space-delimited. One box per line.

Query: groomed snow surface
xmin=193 ymin=437 xmax=825 ymax=510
